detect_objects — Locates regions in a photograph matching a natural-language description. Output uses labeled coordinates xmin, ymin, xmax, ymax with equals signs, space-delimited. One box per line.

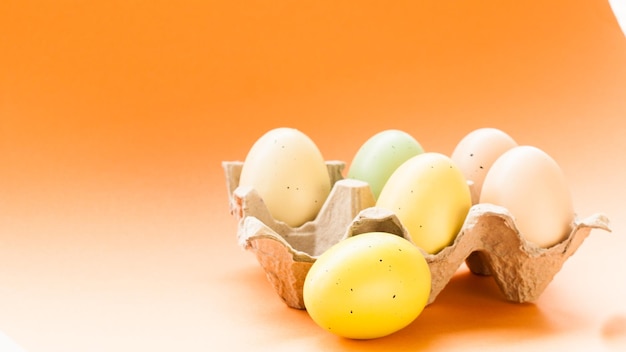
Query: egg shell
xmin=376 ymin=152 xmax=472 ymax=254
xmin=451 ymin=128 xmax=517 ymax=204
xmin=239 ymin=128 xmax=332 ymax=228
xmin=303 ymin=232 xmax=431 ymax=339
xmin=346 ymin=129 xmax=424 ymax=200
xmin=480 ymin=145 xmax=575 ymax=248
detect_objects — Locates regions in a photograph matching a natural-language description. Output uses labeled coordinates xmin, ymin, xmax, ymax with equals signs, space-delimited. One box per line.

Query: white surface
xmin=610 ymin=0 xmax=626 ymax=36
xmin=0 ymin=331 xmax=25 ymax=352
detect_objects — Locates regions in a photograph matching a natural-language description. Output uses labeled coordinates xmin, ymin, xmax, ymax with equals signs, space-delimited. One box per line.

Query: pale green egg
xmin=347 ymin=130 xmax=424 ymax=200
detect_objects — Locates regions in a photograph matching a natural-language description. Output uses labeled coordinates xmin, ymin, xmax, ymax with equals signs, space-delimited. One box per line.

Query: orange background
xmin=1 ymin=1 xmax=626 ymax=351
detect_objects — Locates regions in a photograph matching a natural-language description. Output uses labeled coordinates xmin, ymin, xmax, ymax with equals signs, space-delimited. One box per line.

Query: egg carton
xmin=222 ymin=160 xmax=611 ymax=310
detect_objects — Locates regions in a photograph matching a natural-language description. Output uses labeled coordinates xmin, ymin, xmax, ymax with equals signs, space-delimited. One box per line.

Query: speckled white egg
xmin=239 ymin=127 xmax=331 ymax=227
xmin=451 ymin=128 xmax=517 ymax=204
xmin=479 ymin=145 xmax=575 ymax=248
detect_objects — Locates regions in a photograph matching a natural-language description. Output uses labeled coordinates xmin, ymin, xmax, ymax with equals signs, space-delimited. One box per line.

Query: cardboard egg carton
xmin=222 ymin=161 xmax=611 ymax=310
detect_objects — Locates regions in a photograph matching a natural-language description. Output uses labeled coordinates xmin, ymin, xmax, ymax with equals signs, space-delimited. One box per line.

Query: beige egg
xmin=239 ymin=127 xmax=331 ymax=227
xmin=451 ymin=128 xmax=517 ymax=204
xmin=479 ymin=146 xmax=575 ymax=248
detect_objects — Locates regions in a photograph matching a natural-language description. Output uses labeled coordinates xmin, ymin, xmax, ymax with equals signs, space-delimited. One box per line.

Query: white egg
xmin=451 ymin=128 xmax=517 ymax=204
xmin=479 ymin=146 xmax=575 ymax=248
xmin=239 ymin=127 xmax=331 ymax=227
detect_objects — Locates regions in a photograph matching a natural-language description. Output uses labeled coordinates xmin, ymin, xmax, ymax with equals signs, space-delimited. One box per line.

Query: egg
xmin=303 ymin=232 xmax=431 ymax=339
xmin=376 ymin=153 xmax=472 ymax=254
xmin=346 ymin=129 xmax=424 ymax=200
xmin=450 ymin=128 xmax=518 ymax=204
xmin=479 ymin=146 xmax=575 ymax=248
xmin=238 ymin=127 xmax=331 ymax=227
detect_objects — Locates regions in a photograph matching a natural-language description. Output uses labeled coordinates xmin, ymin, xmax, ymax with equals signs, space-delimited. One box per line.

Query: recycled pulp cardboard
xmin=223 ymin=161 xmax=611 ymax=309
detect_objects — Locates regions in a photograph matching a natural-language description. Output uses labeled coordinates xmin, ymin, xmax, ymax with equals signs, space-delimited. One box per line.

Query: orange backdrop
xmin=1 ymin=1 xmax=626 ymax=351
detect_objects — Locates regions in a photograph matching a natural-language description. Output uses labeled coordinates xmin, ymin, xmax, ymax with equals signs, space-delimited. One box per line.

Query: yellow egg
xmin=239 ymin=127 xmax=331 ymax=227
xmin=376 ymin=153 xmax=472 ymax=254
xmin=450 ymin=128 xmax=517 ymax=204
xmin=480 ymin=145 xmax=574 ymax=248
xmin=303 ymin=232 xmax=431 ymax=339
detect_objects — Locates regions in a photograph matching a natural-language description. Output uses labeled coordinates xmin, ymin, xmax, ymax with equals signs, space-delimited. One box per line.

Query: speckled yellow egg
xmin=376 ymin=153 xmax=472 ymax=254
xmin=238 ymin=127 xmax=331 ymax=227
xmin=480 ymin=145 xmax=575 ymax=248
xmin=303 ymin=232 xmax=431 ymax=339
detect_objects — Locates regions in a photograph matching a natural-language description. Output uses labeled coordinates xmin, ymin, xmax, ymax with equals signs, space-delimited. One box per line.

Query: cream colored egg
xmin=451 ymin=128 xmax=517 ymax=204
xmin=479 ymin=146 xmax=574 ymax=248
xmin=239 ymin=127 xmax=331 ymax=227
